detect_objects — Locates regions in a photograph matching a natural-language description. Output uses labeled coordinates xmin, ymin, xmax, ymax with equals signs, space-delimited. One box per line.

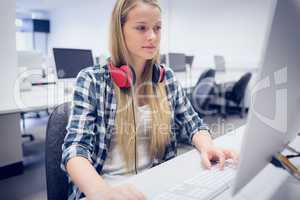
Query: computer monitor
xmin=168 ymin=53 xmax=186 ymax=72
xmin=185 ymin=55 xmax=194 ymax=68
xmin=213 ymin=55 xmax=226 ymax=72
xmin=232 ymin=0 xmax=300 ymax=195
xmin=53 ymin=48 xmax=94 ymax=79
xmin=160 ymin=54 xmax=166 ymax=65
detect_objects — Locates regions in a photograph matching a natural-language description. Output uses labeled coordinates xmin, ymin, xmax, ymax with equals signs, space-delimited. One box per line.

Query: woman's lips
xmin=142 ymin=46 xmax=156 ymax=50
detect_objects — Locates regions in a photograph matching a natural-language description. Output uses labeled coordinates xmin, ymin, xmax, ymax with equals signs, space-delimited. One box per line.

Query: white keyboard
xmin=153 ymin=163 xmax=236 ymax=200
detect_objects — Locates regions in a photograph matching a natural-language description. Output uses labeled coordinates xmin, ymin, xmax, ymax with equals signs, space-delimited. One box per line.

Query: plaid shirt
xmin=61 ymin=64 xmax=209 ymax=200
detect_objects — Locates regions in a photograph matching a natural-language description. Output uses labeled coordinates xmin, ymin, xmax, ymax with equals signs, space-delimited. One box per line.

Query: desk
xmin=0 ymin=81 xmax=73 ymax=175
xmin=118 ymin=126 xmax=299 ymax=200
xmin=173 ymin=68 xmax=258 ymax=88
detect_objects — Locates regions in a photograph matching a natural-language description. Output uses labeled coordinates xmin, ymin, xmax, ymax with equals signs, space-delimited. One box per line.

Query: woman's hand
xmin=192 ymin=130 xmax=239 ymax=170
xmin=200 ymin=145 xmax=239 ymax=169
xmin=89 ymin=184 xmax=147 ymax=200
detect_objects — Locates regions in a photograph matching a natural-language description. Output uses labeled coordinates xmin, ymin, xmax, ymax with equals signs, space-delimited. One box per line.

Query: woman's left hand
xmin=200 ymin=145 xmax=239 ymax=170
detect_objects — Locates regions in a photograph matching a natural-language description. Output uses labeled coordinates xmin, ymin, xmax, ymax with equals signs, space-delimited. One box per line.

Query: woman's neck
xmin=131 ymin=58 xmax=147 ymax=85
xmin=131 ymin=58 xmax=148 ymax=106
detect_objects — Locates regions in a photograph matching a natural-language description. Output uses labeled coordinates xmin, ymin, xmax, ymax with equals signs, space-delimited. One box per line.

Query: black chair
xmin=195 ymin=68 xmax=216 ymax=86
xmin=220 ymin=72 xmax=252 ymax=118
xmin=191 ymin=77 xmax=218 ymax=117
xmin=45 ymin=102 xmax=71 ymax=200
xmin=20 ymin=111 xmax=35 ymax=141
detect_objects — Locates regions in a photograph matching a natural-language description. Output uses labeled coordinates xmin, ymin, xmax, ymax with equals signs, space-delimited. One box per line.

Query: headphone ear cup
xmin=109 ymin=63 xmax=136 ymax=89
xmin=123 ymin=65 xmax=136 ymax=86
xmin=152 ymin=64 xmax=165 ymax=83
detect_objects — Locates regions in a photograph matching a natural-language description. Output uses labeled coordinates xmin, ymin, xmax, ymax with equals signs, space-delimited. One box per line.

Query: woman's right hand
xmin=89 ymin=184 xmax=147 ymax=200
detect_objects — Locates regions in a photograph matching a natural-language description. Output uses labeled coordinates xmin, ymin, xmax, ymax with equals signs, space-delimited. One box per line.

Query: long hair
xmin=109 ymin=0 xmax=171 ymax=173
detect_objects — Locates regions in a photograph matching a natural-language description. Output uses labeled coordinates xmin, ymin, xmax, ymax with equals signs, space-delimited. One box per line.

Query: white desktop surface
xmin=114 ymin=126 xmax=298 ymax=200
xmin=174 ymin=68 xmax=258 ymax=89
xmin=0 ymin=80 xmax=73 ymax=115
xmin=0 ymin=80 xmax=73 ymax=167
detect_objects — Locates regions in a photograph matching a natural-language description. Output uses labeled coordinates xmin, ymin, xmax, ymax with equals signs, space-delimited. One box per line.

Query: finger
xmin=201 ymin=151 xmax=212 ymax=169
xmin=224 ymin=149 xmax=239 ymax=163
xmin=215 ymin=150 xmax=226 ymax=170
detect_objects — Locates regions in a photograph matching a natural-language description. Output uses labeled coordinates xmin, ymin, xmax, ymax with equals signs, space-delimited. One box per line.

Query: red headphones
xmin=108 ymin=62 xmax=165 ymax=89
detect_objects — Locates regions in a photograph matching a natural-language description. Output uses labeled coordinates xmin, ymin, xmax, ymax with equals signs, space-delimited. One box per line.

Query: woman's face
xmin=122 ymin=2 xmax=161 ymax=65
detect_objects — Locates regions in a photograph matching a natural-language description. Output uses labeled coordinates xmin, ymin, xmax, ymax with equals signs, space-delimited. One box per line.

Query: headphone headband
xmin=108 ymin=62 xmax=165 ymax=89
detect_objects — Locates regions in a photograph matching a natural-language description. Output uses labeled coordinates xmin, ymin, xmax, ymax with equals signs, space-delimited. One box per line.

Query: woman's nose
xmin=146 ymin=29 xmax=156 ymax=41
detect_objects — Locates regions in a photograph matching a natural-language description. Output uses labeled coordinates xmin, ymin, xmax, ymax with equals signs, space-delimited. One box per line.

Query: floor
xmin=0 ymin=112 xmax=247 ymax=200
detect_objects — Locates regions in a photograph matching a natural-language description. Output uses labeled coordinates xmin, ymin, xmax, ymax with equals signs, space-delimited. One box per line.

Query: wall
xmin=48 ymin=0 xmax=170 ymax=62
xmin=0 ymin=0 xmax=18 ymax=107
xmin=48 ymin=0 xmax=114 ymax=59
xmin=168 ymin=0 xmax=274 ymax=69
xmin=0 ymin=0 xmax=23 ymax=167
xmin=48 ymin=0 xmax=274 ymax=69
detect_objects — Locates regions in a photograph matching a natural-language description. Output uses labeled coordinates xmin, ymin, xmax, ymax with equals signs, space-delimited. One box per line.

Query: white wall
xmin=168 ymin=0 xmax=274 ymax=69
xmin=48 ymin=0 xmax=114 ymax=59
xmin=48 ymin=0 xmax=170 ymax=61
xmin=0 ymin=0 xmax=18 ymax=108
xmin=48 ymin=0 xmax=274 ymax=69
xmin=0 ymin=0 xmax=23 ymax=167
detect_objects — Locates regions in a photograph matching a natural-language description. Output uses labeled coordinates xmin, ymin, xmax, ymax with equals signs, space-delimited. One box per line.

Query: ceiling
xmin=16 ymin=0 xmax=62 ymax=10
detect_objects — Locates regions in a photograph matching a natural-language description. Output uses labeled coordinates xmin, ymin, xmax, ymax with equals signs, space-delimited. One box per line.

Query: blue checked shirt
xmin=61 ymin=64 xmax=210 ymax=200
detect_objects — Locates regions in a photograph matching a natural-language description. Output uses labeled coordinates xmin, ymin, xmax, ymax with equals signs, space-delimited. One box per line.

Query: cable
xmin=271 ymin=153 xmax=300 ymax=181
xmin=130 ymin=88 xmax=138 ymax=175
xmin=286 ymin=145 xmax=300 ymax=155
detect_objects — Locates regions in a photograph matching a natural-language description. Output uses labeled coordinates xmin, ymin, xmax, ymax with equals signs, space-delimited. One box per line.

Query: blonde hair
xmin=109 ymin=0 xmax=171 ymax=173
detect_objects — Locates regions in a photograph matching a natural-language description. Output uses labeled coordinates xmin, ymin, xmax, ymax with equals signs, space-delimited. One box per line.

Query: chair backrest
xmin=196 ymin=68 xmax=216 ymax=86
xmin=191 ymin=77 xmax=216 ymax=114
xmin=231 ymin=72 xmax=252 ymax=104
xmin=45 ymin=102 xmax=71 ymax=200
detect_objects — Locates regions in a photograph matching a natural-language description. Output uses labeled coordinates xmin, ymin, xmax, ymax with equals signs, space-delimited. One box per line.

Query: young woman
xmin=61 ymin=0 xmax=238 ymax=200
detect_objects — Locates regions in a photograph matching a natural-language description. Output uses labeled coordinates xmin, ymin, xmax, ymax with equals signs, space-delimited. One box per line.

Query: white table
xmin=174 ymin=68 xmax=258 ymax=88
xmin=117 ymin=126 xmax=299 ymax=200
xmin=0 ymin=81 xmax=73 ymax=171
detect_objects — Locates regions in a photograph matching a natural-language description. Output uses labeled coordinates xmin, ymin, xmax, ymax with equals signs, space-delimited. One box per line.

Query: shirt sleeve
xmin=171 ymin=71 xmax=210 ymax=144
xmin=61 ymin=69 xmax=97 ymax=172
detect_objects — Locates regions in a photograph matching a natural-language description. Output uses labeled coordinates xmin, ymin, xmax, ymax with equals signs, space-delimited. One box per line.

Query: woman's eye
xmin=136 ymin=26 xmax=146 ymax=31
xmin=154 ymin=26 xmax=161 ymax=32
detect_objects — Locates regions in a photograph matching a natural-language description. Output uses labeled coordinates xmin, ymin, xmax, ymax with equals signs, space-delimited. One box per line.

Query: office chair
xmin=195 ymin=68 xmax=216 ymax=86
xmin=20 ymin=112 xmax=35 ymax=141
xmin=220 ymin=72 xmax=252 ymax=118
xmin=45 ymin=102 xmax=71 ymax=200
xmin=184 ymin=68 xmax=216 ymax=108
xmin=191 ymin=77 xmax=218 ymax=117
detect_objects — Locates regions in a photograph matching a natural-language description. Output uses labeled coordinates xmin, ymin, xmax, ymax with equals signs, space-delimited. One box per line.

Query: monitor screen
xmin=214 ymin=55 xmax=226 ymax=72
xmin=185 ymin=55 xmax=194 ymax=67
xmin=53 ymin=48 xmax=94 ymax=79
xmin=168 ymin=53 xmax=186 ymax=72
xmin=232 ymin=0 xmax=300 ymax=196
xmin=33 ymin=19 xmax=50 ymax=33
